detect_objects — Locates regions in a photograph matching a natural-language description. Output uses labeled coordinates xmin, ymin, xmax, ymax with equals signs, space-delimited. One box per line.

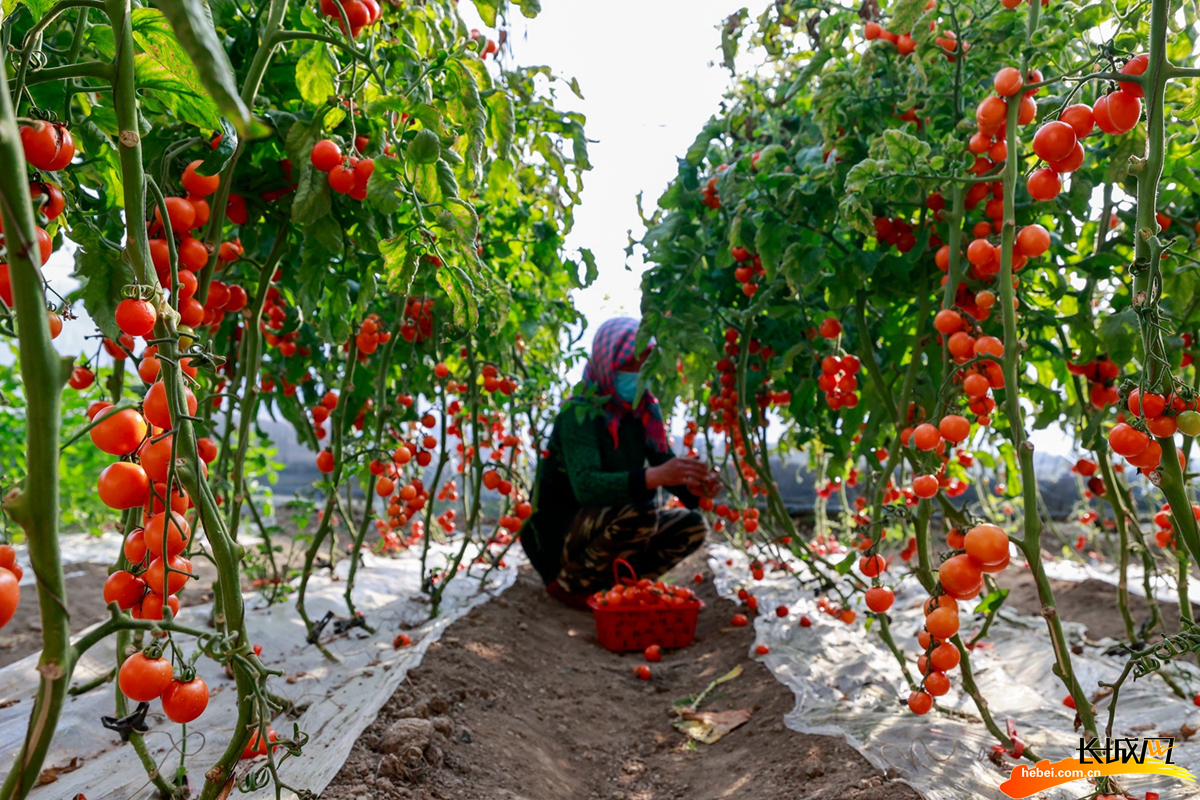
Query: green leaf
xmin=309 ymin=215 xmax=344 ymax=256
xmin=196 ymin=117 xmax=237 ymax=176
xmin=284 ymin=117 xmax=330 ymax=223
xmin=470 ymin=0 xmax=499 ymax=26
xmin=133 ymin=53 xmax=221 ymax=131
xmin=366 ymin=155 xmax=403 ymax=214
xmin=577 ymin=248 xmax=598 ymax=288
xmin=17 ymin=0 xmax=53 ymax=20
xmin=486 ymin=91 xmax=515 ymax=159
xmin=296 ymin=43 xmax=339 ymax=109
xmin=71 ymin=227 xmax=136 ymax=342
xmin=409 ymin=129 xmax=441 ymax=164
xmin=379 ymin=236 xmax=419 ymax=294
xmin=151 ymin=0 xmax=251 ymax=131
xmin=436 ymin=265 xmax=478 ymax=329
xmin=975 ymin=589 xmax=1010 ymax=616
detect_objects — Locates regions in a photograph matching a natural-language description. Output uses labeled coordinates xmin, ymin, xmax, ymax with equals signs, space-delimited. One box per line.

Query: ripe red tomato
xmin=938 ymin=554 xmax=983 ymax=600
xmin=311 ymin=139 xmax=342 ymax=172
xmin=0 ymin=566 xmax=19 ymax=628
xmin=912 ymin=423 xmax=941 ymax=451
xmin=938 ymin=415 xmax=971 ymax=443
xmin=97 ymin=462 xmax=150 ymax=509
xmin=633 ymin=665 xmax=652 ymax=680
xmin=115 ymin=298 xmax=157 ymax=337
xmin=912 ymin=475 xmax=939 ymax=499
xmin=924 ymin=671 xmax=950 ymax=697
xmin=1118 ymin=53 xmax=1149 ymax=98
xmin=992 ymin=67 xmax=1022 ymax=97
xmin=143 ymin=511 xmax=191 ymax=559
xmin=124 ymin=528 xmax=148 ymax=565
xmin=930 ymin=641 xmax=960 ymax=671
xmin=1059 ymin=104 xmax=1095 ymax=137
xmin=29 ymin=181 xmax=65 ymax=219
xmin=317 ymin=450 xmax=335 ymax=473
xmin=907 ymin=691 xmax=933 ymax=715
xmin=20 ymin=121 xmax=73 ymax=171
xmin=181 ymin=160 xmax=220 ymax=197
xmin=865 ymin=586 xmax=894 ymax=613
xmin=1108 ymin=422 xmax=1149 ymax=457
xmin=731 ymin=613 xmax=748 ymax=627
xmin=103 ymin=570 xmax=146 ymax=609
xmin=162 ymin=677 xmax=209 ymax=723
xmin=90 ymin=408 xmax=148 ymax=455
xmin=1026 ymin=168 xmax=1062 ymax=201
xmin=144 ymin=555 xmax=193 ymax=597
xmin=644 ymin=644 xmax=662 ymax=662
xmin=393 ymin=633 xmax=412 ymax=648
xmin=859 ymin=554 xmax=887 ymax=577
xmin=925 ymin=607 xmax=960 ymax=639
xmin=154 ymin=197 xmax=196 ymax=233
xmin=69 ymin=366 xmax=94 ymax=390
xmin=1031 ymin=121 xmax=1077 ymax=163
xmin=1015 ymin=224 xmax=1051 ymax=258
xmin=118 ymin=652 xmax=174 ymax=702
xmin=143 ymin=381 xmax=198 ymax=430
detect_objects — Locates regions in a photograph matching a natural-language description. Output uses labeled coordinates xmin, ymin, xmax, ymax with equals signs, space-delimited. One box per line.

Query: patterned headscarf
xmin=581 ymin=317 xmax=669 ymax=454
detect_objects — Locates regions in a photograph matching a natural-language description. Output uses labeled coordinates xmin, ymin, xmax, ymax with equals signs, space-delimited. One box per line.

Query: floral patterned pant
xmin=553 ymin=502 xmax=709 ymax=594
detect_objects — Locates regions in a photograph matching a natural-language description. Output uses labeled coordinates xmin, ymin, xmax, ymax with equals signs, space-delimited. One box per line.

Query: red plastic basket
xmin=587 ymin=559 xmax=704 ymax=653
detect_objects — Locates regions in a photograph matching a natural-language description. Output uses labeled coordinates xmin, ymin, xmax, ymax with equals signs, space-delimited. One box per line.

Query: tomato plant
xmin=638 ymin=0 xmax=1200 ymax=785
xmin=0 ymin=0 xmax=590 ymax=794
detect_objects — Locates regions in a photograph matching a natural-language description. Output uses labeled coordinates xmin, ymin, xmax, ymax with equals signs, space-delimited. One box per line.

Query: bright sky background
xmin=461 ymin=0 xmax=771 ymax=344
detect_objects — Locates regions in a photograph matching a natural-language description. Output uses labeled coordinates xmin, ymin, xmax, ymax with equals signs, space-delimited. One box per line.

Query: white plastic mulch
xmin=0 ymin=533 xmax=517 ymax=799
xmin=708 ymin=543 xmax=1200 ymax=800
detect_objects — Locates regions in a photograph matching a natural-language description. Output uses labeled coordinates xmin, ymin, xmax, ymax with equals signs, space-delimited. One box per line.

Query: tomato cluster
xmin=1106 ymin=387 xmax=1200 ymax=474
xmin=590 ymin=579 xmax=698 ymax=609
xmin=729 ymin=246 xmax=766 ymax=297
xmin=310 ymin=138 xmax=375 ymax=200
xmin=863 ymin=0 xmax=965 ymax=61
xmin=401 ymin=297 xmax=435 ymax=343
xmin=1068 ymin=356 xmax=1122 ymax=409
xmin=904 ymin=523 xmax=1012 ymax=715
xmin=1151 ymin=503 xmax=1200 ymax=549
xmin=118 ymin=651 xmax=210 ymax=724
xmin=318 ymin=0 xmax=382 ymax=38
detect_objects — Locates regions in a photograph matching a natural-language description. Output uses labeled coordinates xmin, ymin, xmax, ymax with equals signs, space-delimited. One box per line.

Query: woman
xmin=520 ymin=317 xmax=718 ymax=608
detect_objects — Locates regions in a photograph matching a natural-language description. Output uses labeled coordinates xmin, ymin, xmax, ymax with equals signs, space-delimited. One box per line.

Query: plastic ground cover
xmin=708 ymin=543 xmax=1200 ymax=800
xmin=0 ymin=533 xmax=516 ymax=799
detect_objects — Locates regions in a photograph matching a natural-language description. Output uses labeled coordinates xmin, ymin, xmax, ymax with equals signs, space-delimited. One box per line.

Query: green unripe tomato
xmin=1176 ymin=410 xmax=1200 ymax=437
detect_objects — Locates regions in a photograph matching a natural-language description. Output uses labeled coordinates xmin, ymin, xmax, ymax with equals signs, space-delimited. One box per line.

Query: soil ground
xmin=4 ymin=523 xmax=1189 ymax=799
xmin=323 ymin=549 xmax=922 ymax=800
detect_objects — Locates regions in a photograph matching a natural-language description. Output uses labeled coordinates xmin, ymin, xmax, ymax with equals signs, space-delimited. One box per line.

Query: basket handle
xmin=612 ymin=557 xmax=638 ymax=586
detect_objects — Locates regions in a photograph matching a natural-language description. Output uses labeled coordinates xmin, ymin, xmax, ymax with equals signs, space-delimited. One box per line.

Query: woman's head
xmin=586 ymin=318 xmax=652 ymax=402
xmin=579 ymin=317 xmax=668 ymax=453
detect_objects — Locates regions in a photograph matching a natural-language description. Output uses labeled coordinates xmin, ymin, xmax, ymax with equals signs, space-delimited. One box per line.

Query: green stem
xmin=0 ymin=56 xmax=75 ymax=800
xmin=998 ymin=6 xmax=1097 ymax=740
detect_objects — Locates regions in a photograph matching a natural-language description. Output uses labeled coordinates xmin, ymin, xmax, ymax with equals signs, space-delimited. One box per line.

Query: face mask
xmin=613 ymin=372 xmax=640 ymax=404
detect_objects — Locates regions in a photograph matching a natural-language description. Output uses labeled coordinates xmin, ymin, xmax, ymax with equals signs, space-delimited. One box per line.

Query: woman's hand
xmin=687 ymin=474 xmax=722 ymax=499
xmin=646 ymin=457 xmax=714 ymax=490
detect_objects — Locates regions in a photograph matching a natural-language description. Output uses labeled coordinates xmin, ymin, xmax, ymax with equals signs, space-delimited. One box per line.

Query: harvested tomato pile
xmin=590 ymin=579 xmax=699 ymax=609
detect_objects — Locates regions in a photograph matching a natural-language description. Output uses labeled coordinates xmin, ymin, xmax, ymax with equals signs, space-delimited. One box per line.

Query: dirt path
xmin=324 ymin=550 xmax=921 ymax=800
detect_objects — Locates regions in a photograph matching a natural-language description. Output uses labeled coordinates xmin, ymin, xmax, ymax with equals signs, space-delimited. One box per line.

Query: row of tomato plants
xmin=641 ymin=0 xmax=1200 ymax=787
xmin=0 ymin=0 xmax=587 ymax=796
